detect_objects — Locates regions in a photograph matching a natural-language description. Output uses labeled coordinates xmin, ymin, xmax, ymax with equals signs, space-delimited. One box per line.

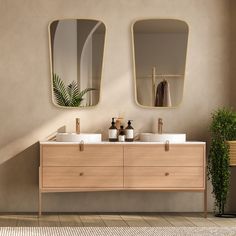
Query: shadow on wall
xmin=0 ymin=137 xmax=214 ymax=213
xmin=0 ymin=140 xmax=210 ymax=213
xmin=0 ymin=143 xmax=39 ymax=212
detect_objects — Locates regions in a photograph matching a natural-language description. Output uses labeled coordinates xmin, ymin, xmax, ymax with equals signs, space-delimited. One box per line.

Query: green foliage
xmin=208 ymin=108 xmax=236 ymax=215
xmin=52 ymin=74 xmax=95 ymax=107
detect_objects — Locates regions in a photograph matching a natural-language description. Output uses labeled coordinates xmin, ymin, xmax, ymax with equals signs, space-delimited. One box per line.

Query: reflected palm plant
xmin=52 ymin=74 xmax=95 ymax=107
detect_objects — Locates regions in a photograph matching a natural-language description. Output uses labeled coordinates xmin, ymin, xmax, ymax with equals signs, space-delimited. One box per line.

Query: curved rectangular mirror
xmin=132 ymin=19 xmax=189 ymax=108
xmin=49 ymin=19 xmax=106 ymax=107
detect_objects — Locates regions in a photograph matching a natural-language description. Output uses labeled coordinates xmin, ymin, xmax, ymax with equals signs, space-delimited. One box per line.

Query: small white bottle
xmin=118 ymin=126 xmax=125 ymax=142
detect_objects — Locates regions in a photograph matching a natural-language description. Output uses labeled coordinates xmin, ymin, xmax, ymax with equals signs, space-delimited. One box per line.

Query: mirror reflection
xmin=49 ymin=19 xmax=105 ymax=107
xmin=133 ymin=19 xmax=189 ymax=107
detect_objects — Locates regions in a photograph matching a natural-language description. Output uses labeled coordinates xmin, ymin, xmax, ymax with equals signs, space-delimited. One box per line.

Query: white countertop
xmin=40 ymin=141 xmax=205 ymax=145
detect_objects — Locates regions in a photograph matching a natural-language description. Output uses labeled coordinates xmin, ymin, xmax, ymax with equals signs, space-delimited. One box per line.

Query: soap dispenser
xmin=109 ymin=118 xmax=118 ymax=142
xmin=125 ymin=120 xmax=134 ymax=142
xmin=118 ymin=125 xmax=125 ymax=142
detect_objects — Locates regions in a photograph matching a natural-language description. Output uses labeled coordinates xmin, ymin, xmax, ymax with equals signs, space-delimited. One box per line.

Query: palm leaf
xmin=52 ymin=74 xmax=70 ymax=106
xmin=77 ymin=88 xmax=96 ymax=100
xmin=70 ymin=96 xmax=84 ymax=107
xmin=74 ymin=88 xmax=96 ymax=107
xmin=52 ymin=73 xmax=96 ymax=107
xmin=67 ymin=81 xmax=80 ymax=106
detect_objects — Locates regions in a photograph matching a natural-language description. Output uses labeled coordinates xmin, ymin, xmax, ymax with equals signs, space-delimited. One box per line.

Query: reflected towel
xmin=163 ymin=80 xmax=172 ymax=107
xmin=155 ymin=81 xmax=165 ymax=106
xmin=155 ymin=80 xmax=172 ymax=107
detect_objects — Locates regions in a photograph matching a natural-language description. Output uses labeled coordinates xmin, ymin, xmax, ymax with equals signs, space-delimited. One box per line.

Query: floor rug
xmin=0 ymin=227 xmax=236 ymax=236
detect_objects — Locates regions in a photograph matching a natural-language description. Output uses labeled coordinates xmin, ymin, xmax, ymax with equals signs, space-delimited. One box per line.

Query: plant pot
xmin=228 ymin=141 xmax=236 ymax=166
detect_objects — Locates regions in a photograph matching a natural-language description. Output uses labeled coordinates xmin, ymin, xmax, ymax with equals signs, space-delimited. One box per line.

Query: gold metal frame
xmin=131 ymin=18 xmax=190 ymax=109
xmin=48 ymin=18 xmax=107 ymax=109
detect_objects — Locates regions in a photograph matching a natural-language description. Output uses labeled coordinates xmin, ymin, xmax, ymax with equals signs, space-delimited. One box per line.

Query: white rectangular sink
xmin=56 ymin=133 xmax=102 ymax=143
xmin=140 ymin=133 xmax=186 ymax=143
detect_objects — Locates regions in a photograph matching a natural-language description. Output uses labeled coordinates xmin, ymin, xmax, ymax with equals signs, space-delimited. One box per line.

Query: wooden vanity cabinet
xmin=124 ymin=144 xmax=205 ymax=190
xmin=40 ymin=144 xmax=123 ymax=189
xmin=39 ymin=143 xmax=206 ymax=216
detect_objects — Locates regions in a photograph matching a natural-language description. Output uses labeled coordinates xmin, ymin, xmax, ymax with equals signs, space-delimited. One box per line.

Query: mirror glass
xmin=132 ymin=19 xmax=188 ymax=108
xmin=49 ymin=19 xmax=105 ymax=107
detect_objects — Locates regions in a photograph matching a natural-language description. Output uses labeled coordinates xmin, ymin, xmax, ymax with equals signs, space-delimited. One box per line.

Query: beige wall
xmin=228 ymin=0 xmax=236 ymax=211
xmin=0 ymin=0 xmax=234 ymax=212
xmin=230 ymin=1 xmax=236 ymax=107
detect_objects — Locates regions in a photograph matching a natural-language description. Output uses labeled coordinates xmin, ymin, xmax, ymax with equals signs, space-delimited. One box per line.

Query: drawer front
xmin=43 ymin=167 xmax=123 ymax=188
xmin=124 ymin=167 xmax=204 ymax=189
xmin=124 ymin=145 xmax=205 ymax=167
xmin=42 ymin=144 xmax=123 ymax=167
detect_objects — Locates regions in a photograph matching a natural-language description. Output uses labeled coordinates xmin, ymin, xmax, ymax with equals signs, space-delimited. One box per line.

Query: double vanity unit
xmin=39 ymin=133 xmax=207 ymax=217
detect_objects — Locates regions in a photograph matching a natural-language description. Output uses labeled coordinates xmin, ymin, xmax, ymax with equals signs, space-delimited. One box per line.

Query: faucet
xmin=158 ymin=118 xmax=163 ymax=134
xmin=76 ymin=118 xmax=80 ymax=134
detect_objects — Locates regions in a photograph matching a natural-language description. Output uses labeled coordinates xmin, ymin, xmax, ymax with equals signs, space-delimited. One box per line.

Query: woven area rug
xmin=0 ymin=227 xmax=236 ymax=236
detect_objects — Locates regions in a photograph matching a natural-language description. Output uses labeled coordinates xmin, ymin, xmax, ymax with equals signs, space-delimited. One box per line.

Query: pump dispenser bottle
xmin=125 ymin=120 xmax=134 ymax=142
xmin=109 ymin=118 xmax=118 ymax=142
xmin=118 ymin=125 xmax=125 ymax=142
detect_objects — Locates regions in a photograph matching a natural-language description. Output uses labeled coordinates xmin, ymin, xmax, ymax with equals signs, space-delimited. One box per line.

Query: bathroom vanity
xmin=39 ymin=141 xmax=206 ymax=216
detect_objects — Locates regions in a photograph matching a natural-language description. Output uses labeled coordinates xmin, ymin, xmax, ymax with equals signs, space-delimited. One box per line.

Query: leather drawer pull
xmin=165 ymin=140 xmax=170 ymax=151
xmin=79 ymin=172 xmax=84 ymax=176
xmin=165 ymin=172 xmax=169 ymax=176
xmin=79 ymin=140 xmax=84 ymax=151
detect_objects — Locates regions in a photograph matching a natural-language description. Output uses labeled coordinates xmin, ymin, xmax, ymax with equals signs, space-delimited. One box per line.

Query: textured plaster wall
xmin=228 ymin=0 xmax=236 ymax=211
xmin=0 ymin=0 xmax=233 ymax=212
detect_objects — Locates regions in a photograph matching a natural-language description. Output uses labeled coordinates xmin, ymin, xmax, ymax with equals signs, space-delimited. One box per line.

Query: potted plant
xmin=208 ymin=107 xmax=236 ymax=217
xmin=52 ymin=73 xmax=95 ymax=107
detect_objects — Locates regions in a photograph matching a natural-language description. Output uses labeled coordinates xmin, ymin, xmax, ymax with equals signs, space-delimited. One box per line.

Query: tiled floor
xmin=0 ymin=213 xmax=236 ymax=227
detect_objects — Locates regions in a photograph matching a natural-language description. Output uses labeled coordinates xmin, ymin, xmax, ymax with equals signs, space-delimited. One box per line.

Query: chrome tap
xmin=76 ymin=118 xmax=80 ymax=134
xmin=158 ymin=118 xmax=163 ymax=134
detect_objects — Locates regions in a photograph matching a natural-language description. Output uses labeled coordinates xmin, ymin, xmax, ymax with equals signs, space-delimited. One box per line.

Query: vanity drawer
xmin=124 ymin=167 xmax=204 ymax=189
xmin=124 ymin=145 xmax=205 ymax=167
xmin=42 ymin=167 xmax=123 ymax=188
xmin=41 ymin=144 xmax=123 ymax=167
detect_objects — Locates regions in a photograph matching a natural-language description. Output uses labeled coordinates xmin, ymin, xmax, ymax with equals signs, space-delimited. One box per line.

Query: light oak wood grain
xmin=1 ymin=213 xmax=236 ymax=227
xmin=183 ymin=213 xmax=217 ymax=227
xmin=0 ymin=215 xmax=17 ymax=227
xmin=59 ymin=215 xmax=83 ymax=226
xmin=17 ymin=215 xmax=38 ymax=226
xmin=43 ymin=166 xmax=123 ymax=188
xmin=163 ymin=213 xmax=195 ymax=227
xmin=141 ymin=214 xmax=173 ymax=227
xmin=124 ymin=167 xmax=204 ymax=189
xmin=120 ymin=215 xmax=150 ymax=227
xmin=38 ymin=215 xmax=60 ymax=226
xmin=228 ymin=141 xmax=236 ymax=166
xmin=124 ymin=144 xmax=204 ymax=167
xmin=39 ymin=143 xmax=206 ymax=215
xmin=100 ymin=214 xmax=128 ymax=227
xmin=42 ymin=144 xmax=123 ymax=167
xmin=80 ymin=215 xmax=106 ymax=227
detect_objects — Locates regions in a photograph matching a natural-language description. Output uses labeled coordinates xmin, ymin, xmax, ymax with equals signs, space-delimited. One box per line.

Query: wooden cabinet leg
xmin=204 ymin=184 xmax=207 ymax=218
xmin=39 ymin=191 xmax=42 ymax=216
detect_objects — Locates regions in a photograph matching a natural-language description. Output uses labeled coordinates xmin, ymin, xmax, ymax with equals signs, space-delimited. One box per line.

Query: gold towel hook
xmin=165 ymin=140 xmax=170 ymax=152
xmin=79 ymin=140 xmax=84 ymax=151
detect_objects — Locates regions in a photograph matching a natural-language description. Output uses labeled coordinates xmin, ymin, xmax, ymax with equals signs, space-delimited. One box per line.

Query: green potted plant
xmin=208 ymin=107 xmax=236 ymax=216
xmin=52 ymin=73 xmax=95 ymax=107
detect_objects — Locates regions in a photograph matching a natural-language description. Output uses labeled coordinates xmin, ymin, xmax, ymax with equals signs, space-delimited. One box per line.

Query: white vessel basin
xmin=56 ymin=133 xmax=102 ymax=143
xmin=140 ymin=133 xmax=186 ymax=143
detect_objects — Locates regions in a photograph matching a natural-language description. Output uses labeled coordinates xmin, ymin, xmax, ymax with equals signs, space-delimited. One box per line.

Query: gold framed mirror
xmin=132 ymin=19 xmax=189 ymax=108
xmin=49 ymin=19 xmax=106 ymax=108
